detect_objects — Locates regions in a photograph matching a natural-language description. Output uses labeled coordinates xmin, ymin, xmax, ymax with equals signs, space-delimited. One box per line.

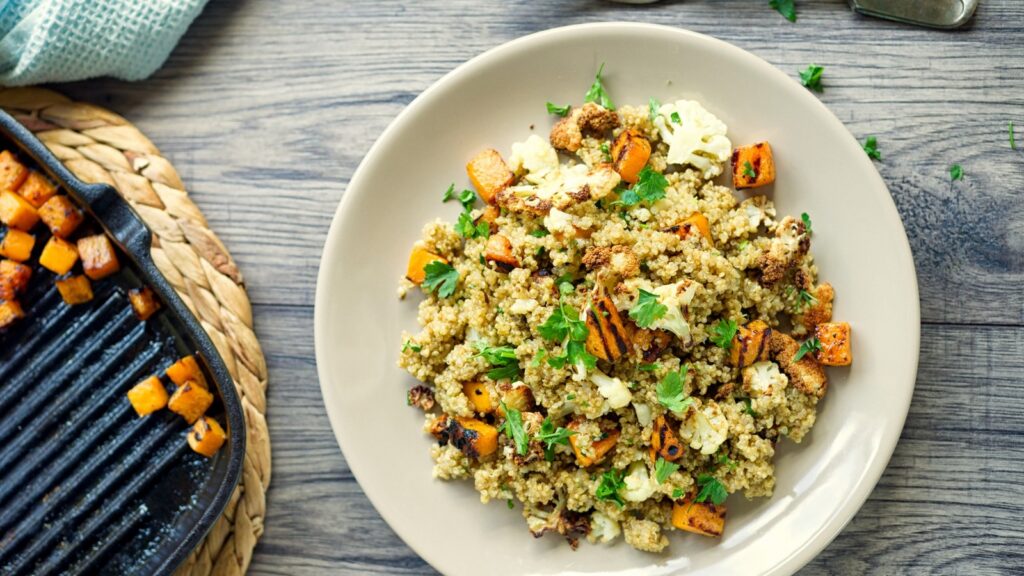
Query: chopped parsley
xmin=670 ymin=111 xmax=682 ymax=125
xmin=538 ymin=301 xmax=587 ymax=343
xmin=628 ymin=289 xmax=668 ymax=328
xmin=546 ymin=102 xmax=571 ymax=117
xmin=742 ymin=397 xmax=758 ymax=417
xmin=566 ymin=393 xmax=576 ymax=401
xmin=584 ymin=62 xmax=615 ymax=110
xmin=798 ymin=289 xmax=818 ymax=308
xmin=402 ymin=340 xmax=422 ymax=353
xmin=672 ymin=488 xmax=684 ymax=500
xmin=801 ymin=212 xmax=813 ymax=235
xmin=648 ymin=97 xmax=661 ymax=121
xmin=793 ymin=336 xmax=822 ymax=362
xmin=443 ymin=184 xmax=476 ymax=210
xmin=695 ymin=474 xmax=728 ymax=505
xmin=654 ymin=457 xmax=680 ymax=484
xmin=799 ymin=64 xmax=824 ymax=93
xmin=616 ymin=166 xmax=668 ymax=207
xmin=475 ymin=342 xmax=522 ymax=381
xmin=455 ymin=210 xmax=490 ymax=239
xmin=498 ymin=402 xmax=529 ymax=455
xmin=1011 ymin=122 xmax=1017 ymax=150
xmin=657 ymin=365 xmax=693 ymax=413
xmin=863 ymin=136 xmax=881 ymax=160
xmin=742 ymin=160 xmax=757 ymax=179
xmin=717 ymin=452 xmax=738 ymax=471
xmin=536 ymin=417 xmax=575 ymax=461
xmin=595 ymin=468 xmax=626 ymax=507
xmin=638 ymin=363 xmax=661 ymax=372
xmin=709 ymin=319 xmax=738 ymax=349
xmin=507 ymin=499 xmax=515 ymax=509
xmin=422 ymin=261 xmax=459 ymax=298
xmin=737 ymin=240 xmax=751 ymax=251
xmin=531 ymin=349 xmax=547 ymax=367
xmin=769 ymin=0 xmax=797 ymax=22
xmin=529 ymin=228 xmax=550 ymax=238
xmin=600 ymin=142 xmax=612 ymax=162
xmin=950 ymin=164 xmax=963 ymax=181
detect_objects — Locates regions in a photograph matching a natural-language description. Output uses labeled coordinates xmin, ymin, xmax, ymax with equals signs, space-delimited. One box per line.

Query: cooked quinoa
xmin=398 ymin=90 xmax=852 ymax=553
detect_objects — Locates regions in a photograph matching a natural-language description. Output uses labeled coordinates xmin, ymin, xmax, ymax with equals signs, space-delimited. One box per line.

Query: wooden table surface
xmin=56 ymin=1 xmax=1024 ymax=573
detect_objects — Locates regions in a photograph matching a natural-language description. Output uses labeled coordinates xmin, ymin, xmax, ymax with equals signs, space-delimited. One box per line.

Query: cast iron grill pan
xmin=0 ymin=111 xmax=245 ymax=575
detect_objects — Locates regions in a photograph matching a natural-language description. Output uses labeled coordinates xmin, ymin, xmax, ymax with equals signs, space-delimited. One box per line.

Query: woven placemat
xmin=0 ymin=87 xmax=270 ymax=576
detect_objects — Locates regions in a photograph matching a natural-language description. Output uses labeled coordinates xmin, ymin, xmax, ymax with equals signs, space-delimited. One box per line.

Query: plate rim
xmin=315 ymin=21 xmax=920 ymax=576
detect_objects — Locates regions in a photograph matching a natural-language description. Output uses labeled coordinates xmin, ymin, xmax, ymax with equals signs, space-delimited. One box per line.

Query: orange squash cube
xmin=0 ymin=190 xmax=39 ymax=231
xmin=732 ymin=142 xmax=776 ymax=189
xmin=405 ymin=246 xmax=446 ymax=284
xmin=610 ymin=129 xmax=652 ymax=183
xmin=0 ymin=150 xmax=28 ymax=192
xmin=567 ymin=421 xmax=620 ymax=467
xmin=584 ymin=291 xmax=631 ymax=362
xmin=127 ymin=375 xmax=169 ymax=416
xmin=55 ymin=275 xmax=94 ymax=305
xmin=188 ymin=416 xmax=228 ymax=457
xmin=672 ymin=498 xmax=726 ymax=537
xmin=484 ymin=233 xmax=518 ymax=271
xmin=166 ymin=355 xmax=207 ymax=389
xmin=77 ymin=234 xmax=120 ymax=280
xmin=38 ymin=195 xmax=83 ymax=238
xmin=39 ymin=236 xmax=79 ymax=275
xmin=814 ymin=321 xmax=852 ymax=366
xmin=168 ymin=381 xmax=214 ymax=424
xmin=466 ymin=149 xmax=513 ymax=204
xmin=0 ymin=299 xmax=24 ymax=329
xmin=0 ymin=259 xmax=31 ymax=300
xmin=454 ymin=417 xmax=498 ymax=458
xmin=462 ymin=381 xmax=493 ymax=414
xmin=0 ymin=228 xmax=35 ymax=262
xmin=668 ymin=212 xmax=712 ymax=246
xmin=730 ymin=319 xmax=772 ymax=368
xmin=128 ymin=286 xmax=161 ymax=321
xmin=649 ymin=415 xmax=685 ymax=462
xmin=17 ymin=171 xmax=58 ymax=208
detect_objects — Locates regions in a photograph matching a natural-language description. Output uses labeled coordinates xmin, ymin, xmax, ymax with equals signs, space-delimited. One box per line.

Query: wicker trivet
xmin=0 ymin=87 xmax=270 ymax=576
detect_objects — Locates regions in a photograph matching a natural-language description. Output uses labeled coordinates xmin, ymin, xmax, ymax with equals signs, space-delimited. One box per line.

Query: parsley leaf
xmin=538 ymin=301 xmax=586 ymax=342
xmin=950 ymin=164 xmax=963 ymax=181
xmin=793 ymin=336 xmax=822 ymax=362
xmin=584 ymin=62 xmax=615 ymax=110
xmin=531 ymin=349 xmax=547 ymax=367
xmin=629 ymin=289 xmax=668 ymax=329
xmin=442 ymin=183 xmax=456 ymax=202
xmin=595 ymin=468 xmax=626 ymax=507
xmin=672 ymin=488 xmax=684 ymax=500
xmin=422 ymin=261 xmax=459 ymax=298
xmin=456 ymin=210 xmax=490 ymax=239
xmin=402 ymin=340 xmax=422 ymax=353
xmin=617 ymin=166 xmax=667 ymax=207
xmin=600 ymin=142 xmax=611 ymax=161
xmin=530 ymin=228 xmax=549 ymax=238
xmin=654 ymin=457 xmax=680 ymax=484
xmin=507 ymin=499 xmax=515 ymax=509
xmin=475 ymin=342 xmax=522 ymax=381
xmin=498 ymin=402 xmax=529 ymax=455
xmin=670 ymin=111 xmax=682 ymax=124
xmin=648 ymin=97 xmax=661 ymax=122
xmin=546 ymin=102 xmax=571 ymax=117
xmin=657 ymin=365 xmax=693 ymax=413
xmin=638 ymin=362 xmax=661 ymax=372
xmin=742 ymin=160 xmax=757 ymax=179
xmin=695 ymin=474 xmax=728 ymax=505
xmin=801 ymin=212 xmax=813 ymax=235
xmin=709 ymin=319 xmax=738 ymax=349
xmin=799 ymin=64 xmax=824 ymax=93
xmin=769 ymin=0 xmax=797 ymax=22
xmin=863 ymin=136 xmax=881 ymax=160
xmin=536 ymin=417 xmax=575 ymax=461
xmin=547 ymin=339 xmax=597 ymax=371
xmin=737 ymin=240 xmax=751 ymax=251
xmin=798 ymin=289 xmax=818 ymax=308
xmin=717 ymin=452 xmax=738 ymax=471
xmin=1010 ymin=121 xmax=1017 ymax=150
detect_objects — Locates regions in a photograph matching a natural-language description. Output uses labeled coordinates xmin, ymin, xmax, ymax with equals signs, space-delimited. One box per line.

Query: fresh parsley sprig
xmin=709 ymin=319 xmax=738 ymax=350
xmin=475 ymin=342 xmax=522 ymax=381
xmin=799 ymin=64 xmax=824 ymax=93
xmin=793 ymin=336 xmax=822 ymax=362
xmin=595 ymin=468 xmax=626 ymax=507
xmin=742 ymin=161 xmax=757 ymax=179
xmin=498 ymin=402 xmax=529 ymax=455
xmin=863 ymin=136 xmax=881 ymax=160
xmin=695 ymin=474 xmax=728 ymax=505
xmin=422 ymin=261 xmax=459 ymax=298
xmin=546 ymin=102 xmax=571 ymax=117
xmin=657 ymin=365 xmax=693 ymax=413
xmin=537 ymin=290 xmax=596 ymax=372
xmin=648 ymin=97 xmax=661 ymax=122
xmin=950 ymin=164 xmax=964 ymax=181
xmin=536 ymin=418 xmax=575 ymax=461
xmin=616 ymin=167 xmax=667 ymax=208
xmin=798 ymin=289 xmax=818 ymax=308
xmin=628 ymin=289 xmax=668 ymax=329
xmin=584 ymin=63 xmax=615 ymax=110
xmin=654 ymin=457 xmax=680 ymax=484
xmin=801 ymin=212 xmax=813 ymax=235
xmin=1010 ymin=122 xmax=1017 ymax=150
xmin=769 ymin=0 xmax=797 ymax=22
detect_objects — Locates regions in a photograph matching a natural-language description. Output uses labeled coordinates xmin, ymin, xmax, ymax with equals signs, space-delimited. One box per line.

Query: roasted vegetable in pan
xmin=0 ymin=149 xmax=28 ymax=191
xmin=0 ymin=227 xmax=34 ymax=262
xmin=127 ymin=376 xmax=170 ymax=417
xmin=166 ymin=354 xmax=208 ymax=389
xmin=54 ymin=274 xmax=94 ymax=306
xmin=0 ymin=299 xmax=24 ymax=330
xmin=732 ymin=142 xmax=776 ymax=189
xmin=0 ymin=190 xmax=39 ymax=231
xmin=128 ymin=286 xmax=161 ymax=320
xmin=0 ymin=258 xmax=31 ymax=300
xmin=610 ymin=129 xmax=652 ymax=184
xmin=17 ymin=170 xmax=57 ymax=208
xmin=188 ymin=416 xmax=227 ymax=457
xmin=585 ymin=291 xmax=631 ymax=362
xmin=38 ymin=235 xmax=78 ymax=275
xmin=168 ymin=381 xmax=214 ymax=424
xmin=38 ymin=195 xmax=83 ymax=238
xmin=77 ymin=234 xmax=120 ymax=280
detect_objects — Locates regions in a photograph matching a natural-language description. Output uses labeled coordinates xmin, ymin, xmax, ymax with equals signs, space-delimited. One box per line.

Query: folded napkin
xmin=0 ymin=0 xmax=208 ymax=86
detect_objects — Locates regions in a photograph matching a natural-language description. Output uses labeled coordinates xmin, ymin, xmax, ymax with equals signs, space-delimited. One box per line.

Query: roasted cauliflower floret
xmin=757 ymin=215 xmax=810 ymax=284
xmin=741 ymin=361 xmax=788 ymax=397
xmin=550 ymin=102 xmax=620 ymax=153
xmin=652 ymin=99 xmax=732 ymax=178
xmin=769 ymin=331 xmax=828 ymax=398
xmin=678 ymin=400 xmax=729 ymax=455
xmin=582 ymin=245 xmax=640 ymax=282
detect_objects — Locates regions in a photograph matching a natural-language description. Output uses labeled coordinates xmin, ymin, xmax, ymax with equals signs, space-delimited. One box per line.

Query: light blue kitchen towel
xmin=0 ymin=0 xmax=208 ymax=86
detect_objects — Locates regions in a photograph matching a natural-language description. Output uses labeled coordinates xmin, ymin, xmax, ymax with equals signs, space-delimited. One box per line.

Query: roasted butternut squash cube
xmin=166 ymin=355 xmax=207 ymax=389
xmin=466 ymin=149 xmax=513 ymax=204
xmin=39 ymin=236 xmax=78 ymax=275
xmin=168 ymin=381 xmax=214 ymax=424
xmin=672 ymin=499 xmax=726 ymax=537
xmin=77 ymin=234 xmax=120 ymax=280
xmin=128 ymin=286 xmax=161 ymax=321
xmin=188 ymin=416 xmax=227 ymax=457
xmin=55 ymin=275 xmax=94 ymax=305
xmin=567 ymin=421 xmax=620 ymax=467
xmin=484 ymin=233 xmax=518 ymax=271
xmin=476 ymin=204 xmax=500 ymax=234
xmin=0 ymin=150 xmax=28 ymax=192
xmin=610 ymin=129 xmax=652 ymax=183
xmin=38 ymin=195 xmax=83 ymax=238
xmin=814 ymin=321 xmax=852 ymax=366
xmin=730 ymin=319 xmax=772 ymax=368
xmin=17 ymin=171 xmax=58 ymax=208
xmin=584 ymin=291 xmax=631 ymax=362
xmin=454 ymin=417 xmax=498 ymax=458
xmin=0 ymin=228 xmax=35 ymax=262
xmin=462 ymin=381 xmax=493 ymax=414
xmin=732 ymin=142 xmax=776 ymax=189
xmin=0 ymin=190 xmax=39 ymax=231
xmin=0 ymin=299 xmax=24 ymax=329
xmin=127 ymin=375 xmax=169 ymax=416
xmin=405 ymin=246 xmax=446 ymax=284
xmin=668 ymin=212 xmax=712 ymax=245
xmin=649 ymin=415 xmax=685 ymax=462
xmin=0 ymin=258 xmax=31 ymax=300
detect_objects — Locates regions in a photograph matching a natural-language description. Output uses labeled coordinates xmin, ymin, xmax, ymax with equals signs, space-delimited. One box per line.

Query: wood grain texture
xmin=48 ymin=0 xmax=1024 ymax=573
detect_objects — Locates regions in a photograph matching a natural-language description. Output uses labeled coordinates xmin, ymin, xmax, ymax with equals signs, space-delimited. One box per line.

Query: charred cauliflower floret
xmin=525 ymin=497 xmax=592 ymax=549
xmin=769 ymin=331 xmax=828 ymax=398
xmin=550 ymin=102 xmax=620 ymax=153
xmin=756 ymin=215 xmax=810 ymax=284
xmin=678 ymin=400 xmax=729 ymax=455
xmin=741 ymin=361 xmax=788 ymax=397
xmin=652 ymin=99 xmax=732 ymax=178
xmin=582 ymin=245 xmax=641 ymax=283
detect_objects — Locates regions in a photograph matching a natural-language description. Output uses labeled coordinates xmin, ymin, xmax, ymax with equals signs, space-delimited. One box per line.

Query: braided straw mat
xmin=0 ymin=87 xmax=270 ymax=576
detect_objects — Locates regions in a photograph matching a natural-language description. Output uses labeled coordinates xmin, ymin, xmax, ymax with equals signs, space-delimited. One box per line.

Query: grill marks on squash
xmin=584 ymin=292 xmax=631 ymax=362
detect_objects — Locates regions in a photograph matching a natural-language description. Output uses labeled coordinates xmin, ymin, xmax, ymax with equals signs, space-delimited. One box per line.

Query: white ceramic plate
xmin=315 ymin=23 xmax=919 ymax=576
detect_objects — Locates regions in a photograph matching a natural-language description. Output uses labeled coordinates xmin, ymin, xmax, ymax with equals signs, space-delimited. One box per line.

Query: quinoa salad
xmin=397 ymin=66 xmax=853 ymax=554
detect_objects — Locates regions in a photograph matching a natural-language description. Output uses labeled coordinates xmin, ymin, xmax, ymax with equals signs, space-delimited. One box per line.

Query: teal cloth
xmin=0 ymin=0 xmax=208 ymax=85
